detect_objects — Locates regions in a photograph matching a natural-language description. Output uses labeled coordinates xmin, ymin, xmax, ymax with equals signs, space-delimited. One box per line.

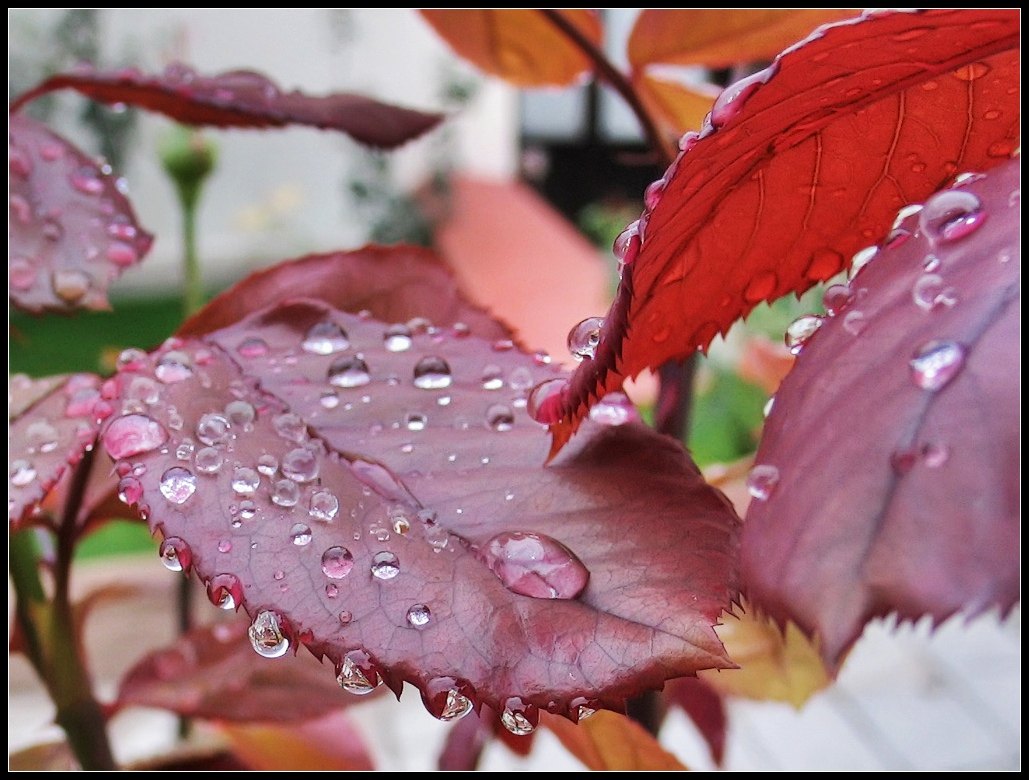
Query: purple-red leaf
xmin=9 ymin=373 xmax=106 ymax=529
xmin=550 ymin=8 xmax=1020 ymax=453
xmin=9 ymin=115 xmax=154 ymax=313
xmin=742 ymin=159 xmax=1020 ymax=666
xmin=663 ymin=676 xmax=727 ymax=766
xmin=12 ymin=64 xmax=442 ymax=150
xmin=99 ymin=298 xmax=740 ymax=729
xmin=115 ymin=619 xmax=374 ymax=722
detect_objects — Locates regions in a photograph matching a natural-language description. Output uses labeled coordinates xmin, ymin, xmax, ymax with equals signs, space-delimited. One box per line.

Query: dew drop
xmin=481 ymin=364 xmax=504 ymax=390
xmin=383 ymin=323 xmax=413 ymax=352
xmin=281 ymin=447 xmax=319 ymax=482
xmin=25 ymin=420 xmax=60 ymax=454
xmin=319 ymin=391 xmax=340 ymax=409
xmin=272 ymin=413 xmax=306 ymax=443
xmin=160 ymin=467 xmax=197 ymax=504
xmin=763 ymin=396 xmax=775 ymax=418
xmin=116 ymin=348 xmax=149 ymax=372
xmin=784 ymin=315 xmax=823 ymax=355
xmin=912 ymin=273 xmax=958 ymax=311
xmin=196 ymin=413 xmax=231 ymax=446
xmin=236 ymin=337 xmax=269 ymax=358
xmin=338 ymin=611 xmax=353 ymax=625
xmin=159 ymin=537 xmax=192 ymax=572
xmin=328 ymin=356 xmax=371 ymax=388
xmin=239 ymin=499 xmax=257 ymax=520
xmin=710 ymin=65 xmax=777 ymax=128
xmin=746 ymin=464 xmax=780 ymax=501
xmin=231 ymin=467 xmax=260 ymax=495
xmin=405 ymin=604 xmax=432 ymax=629
xmin=577 ymin=705 xmax=597 ymax=721
xmin=923 ymin=442 xmax=950 ymax=468
xmin=224 ymin=400 xmax=256 ymax=430
xmin=492 ymin=338 xmax=515 ymax=352
xmin=743 ymin=271 xmax=777 ymax=303
xmin=103 ymin=414 xmax=168 ymax=459
xmin=588 ymin=393 xmax=636 ymax=426
xmin=501 ymin=706 xmax=536 ymax=736
xmin=217 ymin=539 xmax=232 ymax=554
xmin=325 ymin=583 xmax=339 ymax=598
xmin=822 ymin=284 xmax=854 ymax=317
xmin=52 ymin=269 xmax=91 ymax=303
xmin=118 ymin=475 xmax=143 ymax=504
xmin=480 ymin=532 xmax=589 ymax=600
xmin=290 ymin=523 xmax=313 ymax=546
xmin=302 ymin=321 xmax=350 ymax=355
xmin=371 ymin=551 xmax=400 ymax=580
xmin=526 ymin=378 xmax=567 ymax=425
xmin=321 ymin=546 xmax=354 ymax=579
xmin=435 ymin=688 xmax=473 ymax=722
xmin=413 ymin=356 xmax=453 ymax=389
xmin=10 ymin=460 xmax=37 ymax=487
xmin=919 ymin=190 xmax=985 ymax=243
xmin=909 ymin=340 xmax=966 ymax=391
xmin=842 ymin=310 xmax=867 ymax=336
xmin=271 ymin=478 xmax=300 ymax=507
xmin=249 ymin=610 xmax=289 ymax=659
xmin=70 ymin=166 xmax=105 ymax=195
xmin=9 ymin=257 xmax=36 ymax=291
xmin=804 ymin=249 xmax=843 ymax=281
xmin=405 ymin=412 xmax=428 ymax=431
xmin=310 ymin=490 xmax=339 ymax=522
xmin=207 ymin=573 xmax=243 ymax=611
xmin=952 ymin=61 xmax=991 ymax=81
xmin=194 ymin=447 xmax=223 ymax=475
xmin=566 ymin=317 xmax=604 ymax=361
xmin=849 ymin=245 xmax=879 ymax=278
xmin=613 ymin=220 xmax=641 ymax=266
xmin=154 ymin=351 xmax=194 ymax=384
xmin=485 ymin=403 xmax=515 ymax=432
xmin=337 ymin=654 xmax=379 ymax=695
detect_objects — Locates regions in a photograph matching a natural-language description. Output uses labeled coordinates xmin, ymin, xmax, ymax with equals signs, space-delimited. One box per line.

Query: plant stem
xmin=655 ymin=357 xmax=698 ymax=442
xmin=538 ymin=9 xmax=676 ymax=166
xmin=180 ymin=192 xmax=203 ymax=319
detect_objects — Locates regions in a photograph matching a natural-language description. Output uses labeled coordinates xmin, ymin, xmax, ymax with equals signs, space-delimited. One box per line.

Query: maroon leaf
xmin=115 ymin=619 xmax=375 ymax=722
xmin=12 ymin=64 xmax=443 ymax=150
xmin=549 ymin=9 xmax=1020 ymax=453
xmin=438 ymin=708 xmax=493 ymax=771
xmin=742 ymin=159 xmax=1020 ymax=665
xmin=178 ymin=245 xmax=513 ymax=344
xmin=663 ymin=676 xmax=727 ymax=766
xmin=98 ymin=298 xmax=740 ymax=731
xmin=9 ymin=114 xmax=154 ymax=313
xmin=9 ymin=372 xmax=106 ymax=529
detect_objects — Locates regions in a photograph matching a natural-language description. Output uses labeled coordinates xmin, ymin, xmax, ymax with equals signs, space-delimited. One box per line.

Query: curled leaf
xmin=742 ymin=159 xmax=1020 ymax=665
xmin=9 ymin=115 xmax=154 ymax=313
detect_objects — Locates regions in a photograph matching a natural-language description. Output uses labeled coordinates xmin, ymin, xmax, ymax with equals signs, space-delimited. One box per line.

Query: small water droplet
xmin=404 ymin=412 xmax=428 ymax=431
xmin=194 ymin=447 xmax=223 ymax=475
xmin=338 ymin=610 xmax=353 ymax=625
xmin=567 ymin=317 xmax=604 ymax=361
xmin=337 ymin=654 xmax=379 ymax=694
xmin=371 ymin=551 xmax=400 ymax=580
xmin=382 ymin=323 xmax=414 ymax=352
xmin=588 ymin=393 xmax=636 ymax=426
xmin=196 ymin=413 xmax=231 ymax=446
xmin=492 ymin=338 xmax=515 ymax=352
xmin=154 ymin=351 xmax=194 ymax=384
xmin=501 ymin=705 xmax=536 ymax=736
xmin=437 ymin=688 xmax=473 ymax=722
xmin=25 ymin=420 xmax=60 ymax=454
xmin=319 ymin=391 xmax=340 ymax=409
xmin=302 ymin=321 xmax=350 ymax=355
xmin=271 ymin=478 xmax=300 ymax=507
xmin=842 ymin=310 xmax=867 ymax=335
xmin=224 ymin=400 xmax=256 ymax=430
xmin=405 ymin=603 xmax=432 ymax=629
xmin=327 ymin=356 xmax=371 ymax=388
xmin=920 ymin=190 xmax=985 ymax=243
xmin=481 ymin=364 xmax=504 ymax=390
xmin=207 ymin=573 xmax=243 ymax=611
xmin=746 ymin=464 xmax=779 ymax=500
xmin=910 ymin=340 xmax=966 ymax=391
xmin=784 ymin=315 xmax=823 ymax=355
xmin=237 ymin=337 xmax=269 ymax=358
xmin=280 ymin=447 xmax=319 ymax=482
xmin=912 ymin=273 xmax=958 ymax=311
xmin=160 ymin=467 xmax=197 ymax=504
xmin=10 ymin=459 xmax=37 ymax=487
xmin=70 ymin=166 xmax=105 ymax=195
xmin=526 ymin=378 xmax=567 ymax=425
xmin=249 ymin=610 xmax=289 ymax=658
xmin=321 ymin=546 xmax=354 ymax=579
xmin=413 ymin=356 xmax=452 ymax=389
xmin=485 ymin=403 xmax=515 ymax=432
xmin=272 ymin=413 xmax=306 ymax=443
xmin=115 ymin=348 xmax=149 ymax=372
xmin=231 ymin=467 xmax=260 ymax=494
xmin=52 ymin=269 xmax=92 ymax=303
xmin=577 ymin=704 xmax=597 ymax=721
xmin=743 ymin=271 xmax=777 ymax=303
xmin=239 ymin=499 xmax=257 ymax=519
xmin=309 ymin=490 xmax=339 ymax=522
xmin=159 ymin=537 xmax=192 ymax=572
xmin=391 ymin=513 xmax=411 ymax=535
xmin=290 ymin=523 xmax=313 ymax=546
xmin=217 ymin=539 xmax=232 ymax=553
xmin=849 ymin=245 xmax=879 ymax=278
xmin=103 ymin=414 xmax=168 ymax=459
xmin=952 ymin=61 xmax=991 ymax=82
xmin=9 ymin=257 xmax=36 ymax=292
xmin=117 ymin=475 xmax=143 ymax=504
xmin=762 ymin=396 xmax=775 ymax=418
xmin=613 ymin=220 xmax=641 ymax=266
xmin=822 ymin=284 xmax=854 ymax=317
xmin=480 ymin=532 xmax=589 ymax=600
xmin=922 ymin=442 xmax=950 ymax=468
xmin=710 ymin=65 xmax=777 ymax=128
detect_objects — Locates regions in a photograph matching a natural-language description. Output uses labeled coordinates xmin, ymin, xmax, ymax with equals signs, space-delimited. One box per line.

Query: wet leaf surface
xmin=552 ymin=9 xmax=1020 ymax=452
xmin=741 ymin=159 xmax=1020 ymax=665
xmin=8 ymin=115 xmax=154 ymax=313
xmin=13 ymin=64 xmax=442 ymax=149
xmin=420 ymin=10 xmax=602 ymax=87
xmin=544 ymin=710 xmax=688 ymax=771
xmin=101 ymin=298 xmax=740 ymax=729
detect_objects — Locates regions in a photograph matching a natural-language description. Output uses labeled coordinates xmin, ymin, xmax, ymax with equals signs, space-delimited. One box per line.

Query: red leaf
xmin=550 ymin=9 xmax=1020 ymax=453
xmin=419 ymin=10 xmax=602 ymax=88
xmin=12 ymin=64 xmax=442 ymax=150
xmin=663 ymin=676 xmax=727 ymax=766
xmin=99 ymin=298 xmax=740 ymax=732
xmin=115 ymin=619 xmax=376 ymax=722
xmin=8 ymin=115 xmax=154 ymax=313
xmin=178 ymin=245 xmax=513 ymax=344
xmin=741 ymin=159 xmax=1020 ymax=665
xmin=9 ymin=373 xmax=105 ymax=529
xmin=437 ymin=708 xmax=494 ymax=771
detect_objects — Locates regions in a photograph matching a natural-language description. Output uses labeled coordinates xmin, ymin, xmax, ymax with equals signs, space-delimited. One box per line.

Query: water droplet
xmin=117 ymin=475 xmax=143 ymax=504
xmin=325 ymin=583 xmax=339 ymax=598
xmin=485 ymin=403 xmax=515 ymax=432
xmin=116 ymin=348 xmax=149 ymax=372
xmin=272 ymin=413 xmax=306 ymax=443
xmin=159 ymin=537 xmax=192 ymax=572
xmin=154 ymin=351 xmax=194 ymax=384
xmin=577 ymin=705 xmax=597 ymax=721
xmin=239 ymin=499 xmax=257 ymax=519
xmin=103 ymin=414 xmax=168 ymax=459
xmin=480 ymin=532 xmax=589 ymax=600
xmin=231 ymin=467 xmax=260 ymax=494
xmin=613 ymin=220 xmax=641 ymax=266
xmin=10 ymin=459 xmax=37 ymax=487
xmin=207 ymin=573 xmax=243 ymax=611
xmin=224 ymin=400 xmax=256 ymax=430
xmin=842 ymin=310 xmax=867 ymax=335
xmin=319 ymin=391 xmax=339 ymax=409
xmin=249 ymin=610 xmax=289 ymax=659
xmin=500 ymin=705 xmax=536 ymax=736
xmin=567 ymin=317 xmax=604 ymax=361
xmin=382 ymin=323 xmax=413 ymax=352
xmin=70 ymin=166 xmax=105 ymax=195
xmin=920 ymin=190 xmax=985 ymax=243
xmin=910 ymin=340 xmax=966 ymax=391
xmin=588 ymin=393 xmax=636 ymax=426
xmin=406 ymin=603 xmax=431 ymax=629
xmin=434 ymin=687 xmax=474 ymax=722
xmin=321 ymin=546 xmax=354 ymax=579
xmin=302 ymin=321 xmax=350 ymax=355
xmin=328 ymin=356 xmax=371 ymax=388
xmin=822 ymin=284 xmax=854 ymax=317
xmin=746 ymin=464 xmax=780 ymax=500
xmin=237 ymin=337 xmax=269 ymax=358
xmin=784 ymin=315 xmax=823 ymax=355
xmin=310 ymin=490 xmax=339 ymax=522
xmin=481 ymin=364 xmax=504 ymax=390
xmin=271 ymin=478 xmax=300 ymax=507
xmin=160 ymin=467 xmax=197 ymax=504
xmin=194 ymin=447 xmax=223 ymax=475
xmin=533 ymin=350 xmax=552 ymax=366
xmin=336 ymin=654 xmax=379 ymax=695
xmin=371 ymin=551 xmax=400 ymax=580
xmin=952 ymin=61 xmax=991 ymax=81
xmin=710 ymin=65 xmax=777 ymax=128
xmin=280 ymin=447 xmax=319 ymax=483
xmin=743 ymin=271 xmax=777 ymax=303
xmin=391 ymin=512 xmax=411 ymax=535
xmin=289 ymin=523 xmax=313 ymax=546
xmin=338 ymin=610 xmax=353 ymax=625
xmin=52 ymin=269 xmax=91 ymax=303
xmin=412 ymin=356 xmax=453 ymax=389
xmin=922 ymin=442 xmax=950 ymax=468
xmin=196 ymin=413 xmax=231 ymax=446
xmin=217 ymin=539 xmax=232 ymax=553
xmin=527 ymin=378 xmax=567 ymax=425
xmin=912 ymin=273 xmax=958 ymax=311
xmin=762 ymin=396 xmax=775 ymax=419
xmin=9 ymin=257 xmax=36 ymax=291
xmin=25 ymin=420 xmax=59 ymax=454
xmin=404 ymin=412 xmax=428 ymax=432
xmin=850 ymin=245 xmax=879 ymax=277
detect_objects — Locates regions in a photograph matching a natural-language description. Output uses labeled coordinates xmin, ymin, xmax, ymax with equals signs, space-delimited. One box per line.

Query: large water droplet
xmin=249 ymin=610 xmax=289 ymax=659
xmin=383 ymin=323 xmax=413 ymax=352
xmin=10 ymin=459 xmax=37 ymax=488
xmin=103 ymin=414 xmax=168 ymax=459
xmin=909 ymin=340 xmax=966 ymax=391
xmin=613 ymin=220 xmax=641 ymax=266
xmin=271 ymin=478 xmax=300 ymax=507
xmin=207 ymin=573 xmax=243 ymax=611
xmin=281 ymin=447 xmax=319 ymax=482
xmin=117 ymin=475 xmax=143 ymax=504
xmin=709 ymin=65 xmax=777 ymax=128
xmin=302 ymin=321 xmax=350 ymax=355
xmin=784 ymin=315 xmax=823 ymax=355
xmin=224 ymin=400 xmax=256 ymax=430
xmin=154 ymin=351 xmax=194 ymax=384
xmin=406 ymin=603 xmax=431 ymax=628
xmin=321 ymin=546 xmax=354 ymax=579
xmin=412 ymin=356 xmax=452 ymax=389
xmin=588 ymin=393 xmax=636 ymax=426
xmin=194 ymin=447 xmax=223 ymax=475
xmin=485 ymin=403 xmax=515 ymax=432
xmin=371 ymin=551 xmax=400 ymax=580
xmin=920 ymin=190 xmax=985 ymax=243
xmin=290 ymin=523 xmax=313 ymax=546
xmin=337 ymin=654 xmax=379 ymax=695
xmin=328 ymin=356 xmax=371 ymax=388
xmin=159 ymin=537 xmax=192 ymax=572
xmin=310 ymin=490 xmax=339 ymax=522
xmin=231 ymin=467 xmax=260 ymax=494
xmin=480 ymin=532 xmax=589 ymax=600
xmin=849 ymin=245 xmax=879 ymax=278
xmin=196 ymin=413 xmax=231 ymax=446
xmin=428 ymin=685 xmax=474 ymax=722
xmin=746 ymin=464 xmax=780 ymax=500
xmin=567 ymin=317 xmax=604 ymax=361
xmin=822 ymin=284 xmax=854 ymax=317
xmin=160 ymin=467 xmax=197 ymax=504
xmin=272 ymin=413 xmax=306 ymax=444
xmin=500 ymin=704 xmax=537 ymax=736
xmin=912 ymin=273 xmax=958 ymax=311
xmin=52 ymin=269 xmax=91 ymax=303
xmin=526 ymin=378 xmax=567 ymax=425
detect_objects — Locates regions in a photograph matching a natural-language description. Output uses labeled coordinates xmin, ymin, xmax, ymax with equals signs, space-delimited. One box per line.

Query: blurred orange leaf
xmin=419 ymin=10 xmax=602 ymax=87
xmin=544 ymin=710 xmax=687 ymax=771
xmin=628 ymin=9 xmax=859 ymax=69
xmin=217 ymin=712 xmax=374 ymax=771
xmin=633 ymin=73 xmax=719 ymax=137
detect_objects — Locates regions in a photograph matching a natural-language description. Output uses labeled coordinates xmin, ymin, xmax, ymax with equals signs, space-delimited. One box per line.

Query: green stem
xmin=180 ymin=190 xmax=203 ymax=319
